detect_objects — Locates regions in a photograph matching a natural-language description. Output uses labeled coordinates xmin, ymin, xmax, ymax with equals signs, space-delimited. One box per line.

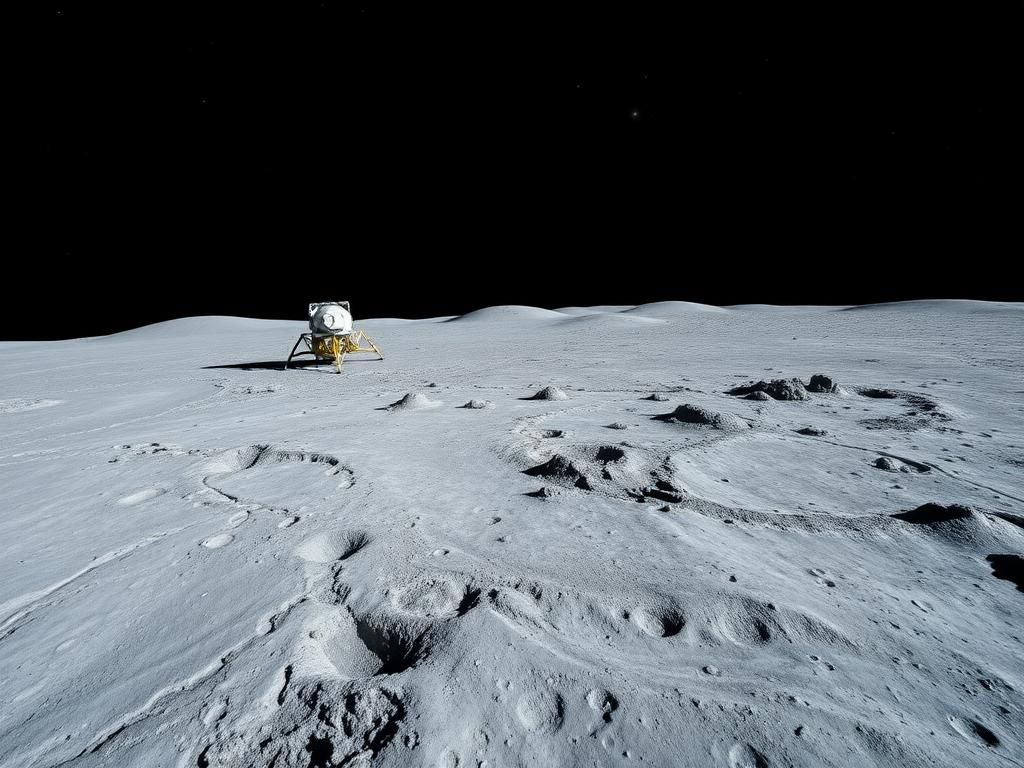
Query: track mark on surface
xmin=60 ymin=595 xmax=306 ymax=763
xmin=117 ymin=488 xmax=167 ymax=506
xmin=0 ymin=525 xmax=194 ymax=641
xmin=201 ymin=533 xmax=234 ymax=549
xmin=0 ymin=398 xmax=63 ymax=414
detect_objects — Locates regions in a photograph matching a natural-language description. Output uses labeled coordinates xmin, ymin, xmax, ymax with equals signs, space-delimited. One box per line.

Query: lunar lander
xmin=285 ymin=301 xmax=384 ymax=373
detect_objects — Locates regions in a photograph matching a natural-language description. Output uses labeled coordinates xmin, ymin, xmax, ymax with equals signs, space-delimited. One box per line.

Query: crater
xmin=632 ymin=605 xmax=686 ymax=637
xmin=355 ymin=617 xmax=425 ymax=675
xmin=595 ymin=446 xmax=626 ymax=463
xmin=295 ymin=530 xmax=370 ymax=563
xmin=948 ymin=715 xmax=1000 ymax=748
xmin=204 ymin=445 xmax=353 ymax=508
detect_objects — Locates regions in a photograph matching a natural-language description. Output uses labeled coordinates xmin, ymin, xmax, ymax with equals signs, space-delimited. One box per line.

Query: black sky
xmin=13 ymin=2 xmax=1024 ymax=339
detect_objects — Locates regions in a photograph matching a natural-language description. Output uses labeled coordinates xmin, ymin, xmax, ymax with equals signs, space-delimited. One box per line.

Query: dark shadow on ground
xmin=202 ymin=359 xmax=378 ymax=372
xmin=987 ymin=554 xmax=1024 ymax=592
xmin=203 ymin=360 xmax=311 ymax=371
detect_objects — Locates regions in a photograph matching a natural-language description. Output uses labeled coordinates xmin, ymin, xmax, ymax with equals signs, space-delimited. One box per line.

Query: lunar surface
xmin=1 ymin=301 xmax=1022 ymax=768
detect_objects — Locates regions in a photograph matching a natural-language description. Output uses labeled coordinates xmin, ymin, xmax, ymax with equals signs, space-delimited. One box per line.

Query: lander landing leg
xmin=285 ymin=331 xmax=384 ymax=373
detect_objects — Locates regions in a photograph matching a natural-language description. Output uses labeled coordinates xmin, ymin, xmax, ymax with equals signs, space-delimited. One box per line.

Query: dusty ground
xmin=1 ymin=301 xmax=1022 ymax=768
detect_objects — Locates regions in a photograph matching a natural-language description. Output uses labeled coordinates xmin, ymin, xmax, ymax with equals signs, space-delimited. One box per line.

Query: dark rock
xmin=523 ymin=456 xmax=592 ymax=490
xmin=892 ymin=503 xmax=973 ymax=524
xmin=654 ymin=404 xmax=747 ymax=430
xmin=727 ymin=378 xmax=810 ymax=401
xmin=808 ymin=374 xmax=838 ymax=393
xmin=796 ymin=426 xmax=828 ymax=436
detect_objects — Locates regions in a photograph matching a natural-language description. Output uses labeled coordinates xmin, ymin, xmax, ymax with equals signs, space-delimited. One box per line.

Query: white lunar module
xmin=285 ymin=301 xmax=384 ymax=373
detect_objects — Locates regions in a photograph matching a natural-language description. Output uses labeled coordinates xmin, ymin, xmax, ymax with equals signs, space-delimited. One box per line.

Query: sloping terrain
xmin=0 ymin=302 xmax=1022 ymax=767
